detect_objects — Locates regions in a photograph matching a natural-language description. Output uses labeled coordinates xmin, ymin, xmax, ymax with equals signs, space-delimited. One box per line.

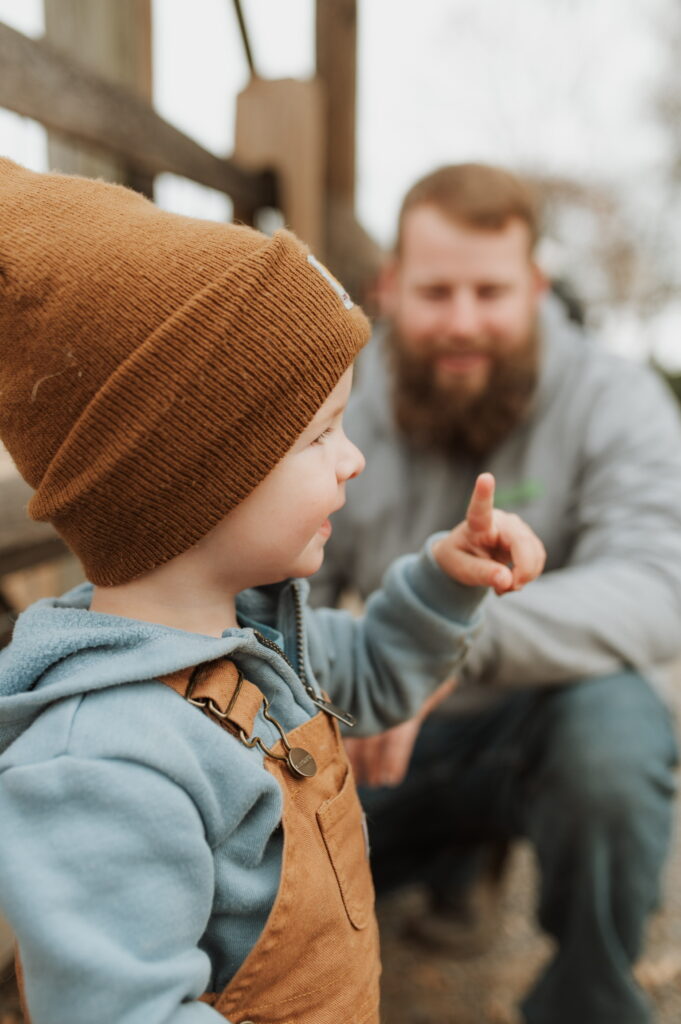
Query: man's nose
xmin=443 ymin=292 xmax=480 ymax=338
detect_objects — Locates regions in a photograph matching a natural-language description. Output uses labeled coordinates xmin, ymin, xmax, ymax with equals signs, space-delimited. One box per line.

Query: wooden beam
xmin=311 ymin=1 xmax=378 ymax=303
xmin=314 ymin=0 xmax=383 ymax=300
xmin=44 ymin=0 xmax=154 ymax=194
xmin=0 ymin=474 xmax=67 ymax=577
xmin=235 ymin=78 xmax=324 ymax=249
xmin=325 ymin=204 xmax=384 ymax=310
xmin=316 ymin=0 xmax=357 ymax=210
xmin=0 ymin=537 xmax=69 ymax=578
xmin=0 ymin=20 xmax=274 ymax=207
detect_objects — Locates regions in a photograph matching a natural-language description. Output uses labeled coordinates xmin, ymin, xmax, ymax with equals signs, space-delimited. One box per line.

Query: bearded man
xmin=310 ymin=163 xmax=681 ymax=1024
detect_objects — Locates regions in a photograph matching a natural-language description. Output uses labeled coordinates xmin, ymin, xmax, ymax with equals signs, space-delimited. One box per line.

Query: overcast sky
xmin=2 ymin=0 xmax=680 ymax=365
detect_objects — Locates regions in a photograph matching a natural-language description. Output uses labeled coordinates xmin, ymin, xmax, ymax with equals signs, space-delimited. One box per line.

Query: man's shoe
xmin=404 ymin=841 xmax=510 ymax=959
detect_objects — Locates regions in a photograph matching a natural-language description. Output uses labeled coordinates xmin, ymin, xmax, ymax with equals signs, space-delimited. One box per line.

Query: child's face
xmin=200 ymin=368 xmax=365 ymax=588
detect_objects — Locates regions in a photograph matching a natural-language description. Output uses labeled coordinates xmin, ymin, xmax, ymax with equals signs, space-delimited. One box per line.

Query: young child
xmin=0 ymin=158 xmax=545 ymax=1024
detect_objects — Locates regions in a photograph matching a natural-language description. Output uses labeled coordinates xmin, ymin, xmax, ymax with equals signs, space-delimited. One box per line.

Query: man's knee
xmin=530 ymin=672 xmax=677 ymax=830
xmin=539 ymin=749 xmax=664 ymax=829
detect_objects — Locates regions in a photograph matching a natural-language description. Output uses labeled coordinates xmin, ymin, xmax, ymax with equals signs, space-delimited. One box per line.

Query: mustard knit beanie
xmin=0 ymin=158 xmax=370 ymax=585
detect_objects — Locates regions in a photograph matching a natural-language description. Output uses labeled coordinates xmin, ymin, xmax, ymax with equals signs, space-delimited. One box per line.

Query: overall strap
xmin=160 ymin=659 xmax=319 ymax=780
xmin=159 ymin=659 xmax=262 ymax=736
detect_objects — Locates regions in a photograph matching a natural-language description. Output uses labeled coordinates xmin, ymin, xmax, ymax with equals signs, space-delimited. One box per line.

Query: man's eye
xmin=313 ymin=428 xmax=332 ymax=445
xmin=419 ymin=287 xmax=449 ymax=301
xmin=478 ymin=285 xmax=507 ymax=300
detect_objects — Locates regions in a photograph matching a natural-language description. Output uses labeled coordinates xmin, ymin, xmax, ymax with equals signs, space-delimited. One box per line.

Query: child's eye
xmin=312 ymin=427 xmax=333 ymax=445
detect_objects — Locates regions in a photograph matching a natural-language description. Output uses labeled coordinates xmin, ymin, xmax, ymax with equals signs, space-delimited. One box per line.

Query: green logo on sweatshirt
xmin=494 ymin=479 xmax=544 ymax=508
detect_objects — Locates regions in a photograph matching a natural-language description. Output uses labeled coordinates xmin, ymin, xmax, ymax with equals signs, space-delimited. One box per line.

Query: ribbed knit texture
xmin=0 ymin=158 xmax=370 ymax=584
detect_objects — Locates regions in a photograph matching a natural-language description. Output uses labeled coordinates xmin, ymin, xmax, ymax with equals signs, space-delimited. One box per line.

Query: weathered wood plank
xmin=44 ymin=0 xmax=154 ymax=195
xmin=316 ymin=0 xmax=357 ymax=208
xmin=325 ymin=203 xmax=384 ymax=308
xmin=314 ymin=0 xmax=383 ymax=299
xmin=0 ymin=20 xmax=274 ymax=208
xmin=0 ymin=473 xmax=67 ymax=576
xmin=235 ymin=77 xmax=324 ymax=252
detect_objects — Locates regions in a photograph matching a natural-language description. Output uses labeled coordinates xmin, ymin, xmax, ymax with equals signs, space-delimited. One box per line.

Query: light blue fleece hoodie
xmin=0 ymin=542 xmax=483 ymax=1024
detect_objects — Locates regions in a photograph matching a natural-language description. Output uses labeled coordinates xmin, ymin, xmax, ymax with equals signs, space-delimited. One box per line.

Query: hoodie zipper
xmin=252 ymin=583 xmax=356 ymax=728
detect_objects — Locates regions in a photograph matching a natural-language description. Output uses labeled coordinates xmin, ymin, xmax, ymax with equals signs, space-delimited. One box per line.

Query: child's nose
xmin=339 ymin=437 xmax=365 ymax=482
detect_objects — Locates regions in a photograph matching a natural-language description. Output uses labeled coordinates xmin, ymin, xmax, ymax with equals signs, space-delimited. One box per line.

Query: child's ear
xmin=375 ymin=259 xmax=400 ymax=319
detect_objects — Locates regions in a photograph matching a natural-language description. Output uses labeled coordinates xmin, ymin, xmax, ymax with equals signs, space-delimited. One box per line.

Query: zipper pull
xmin=308 ymin=693 xmax=357 ymax=728
xmin=253 ymin=626 xmax=356 ymax=727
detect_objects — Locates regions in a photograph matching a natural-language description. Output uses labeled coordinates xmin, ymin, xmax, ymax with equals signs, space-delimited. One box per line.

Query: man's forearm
xmin=462 ymin=559 xmax=681 ymax=687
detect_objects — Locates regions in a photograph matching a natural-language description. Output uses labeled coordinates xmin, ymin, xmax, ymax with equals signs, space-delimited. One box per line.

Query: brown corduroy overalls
xmin=164 ymin=659 xmax=382 ymax=1023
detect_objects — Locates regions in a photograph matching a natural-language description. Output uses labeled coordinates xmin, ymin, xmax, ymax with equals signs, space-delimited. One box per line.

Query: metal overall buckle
xmin=185 ymin=663 xmax=317 ymax=779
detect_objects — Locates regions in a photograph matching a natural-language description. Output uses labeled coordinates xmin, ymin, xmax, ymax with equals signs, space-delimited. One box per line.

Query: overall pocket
xmin=316 ymin=768 xmax=375 ymax=929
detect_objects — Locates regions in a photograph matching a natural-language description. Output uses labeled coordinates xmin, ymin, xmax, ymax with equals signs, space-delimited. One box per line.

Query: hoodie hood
xmin=0 ymin=579 xmax=309 ymax=755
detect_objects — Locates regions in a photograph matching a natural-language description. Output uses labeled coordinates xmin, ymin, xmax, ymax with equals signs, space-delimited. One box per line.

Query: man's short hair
xmin=396 ymin=163 xmax=540 ymax=255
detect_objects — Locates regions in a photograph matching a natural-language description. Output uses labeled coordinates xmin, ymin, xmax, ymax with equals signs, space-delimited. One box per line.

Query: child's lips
xmin=318 ymin=498 xmax=344 ymax=538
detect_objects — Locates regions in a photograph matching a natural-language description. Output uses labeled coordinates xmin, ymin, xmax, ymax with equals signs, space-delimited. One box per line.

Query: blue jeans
xmin=360 ymin=672 xmax=678 ymax=1024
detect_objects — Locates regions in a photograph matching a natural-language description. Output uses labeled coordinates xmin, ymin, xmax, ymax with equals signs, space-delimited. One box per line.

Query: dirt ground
xmin=377 ymin=834 xmax=681 ymax=1024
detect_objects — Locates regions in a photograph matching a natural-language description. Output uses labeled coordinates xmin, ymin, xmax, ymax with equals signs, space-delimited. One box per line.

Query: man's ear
xmin=375 ymin=258 xmax=400 ymax=319
xmin=531 ymin=261 xmax=549 ymax=298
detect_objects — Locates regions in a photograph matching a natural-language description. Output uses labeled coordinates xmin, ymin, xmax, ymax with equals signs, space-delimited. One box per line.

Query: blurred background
xmin=4 ymin=0 xmax=681 ymax=364
xmin=5 ymin=0 xmax=681 ymax=607
xmin=3 ymin=2 xmax=681 ymax=1021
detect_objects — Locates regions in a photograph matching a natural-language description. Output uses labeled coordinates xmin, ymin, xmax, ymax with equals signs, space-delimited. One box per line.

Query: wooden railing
xmin=0 ymin=20 xmax=277 ymax=215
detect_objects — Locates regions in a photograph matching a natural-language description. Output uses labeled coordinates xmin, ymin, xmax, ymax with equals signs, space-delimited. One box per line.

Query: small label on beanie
xmin=307 ymin=253 xmax=354 ymax=310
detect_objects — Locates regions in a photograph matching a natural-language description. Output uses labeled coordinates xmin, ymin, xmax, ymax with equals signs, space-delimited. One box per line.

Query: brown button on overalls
xmin=17 ymin=660 xmax=381 ymax=1024
xmin=163 ymin=659 xmax=382 ymax=1024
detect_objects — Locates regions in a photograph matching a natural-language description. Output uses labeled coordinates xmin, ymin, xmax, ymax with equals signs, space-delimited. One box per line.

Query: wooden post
xmin=316 ymin=0 xmax=357 ymax=213
xmin=234 ymin=78 xmax=324 ymax=248
xmin=43 ymin=0 xmax=154 ymax=194
xmin=314 ymin=0 xmax=382 ymax=303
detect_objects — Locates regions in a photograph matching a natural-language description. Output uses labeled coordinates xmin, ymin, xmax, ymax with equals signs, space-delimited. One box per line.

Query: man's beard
xmin=388 ymin=327 xmax=540 ymax=459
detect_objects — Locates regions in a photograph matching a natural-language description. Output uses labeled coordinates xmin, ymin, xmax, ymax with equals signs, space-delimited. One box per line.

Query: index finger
xmin=466 ymin=472 xmax=496 ymax=535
